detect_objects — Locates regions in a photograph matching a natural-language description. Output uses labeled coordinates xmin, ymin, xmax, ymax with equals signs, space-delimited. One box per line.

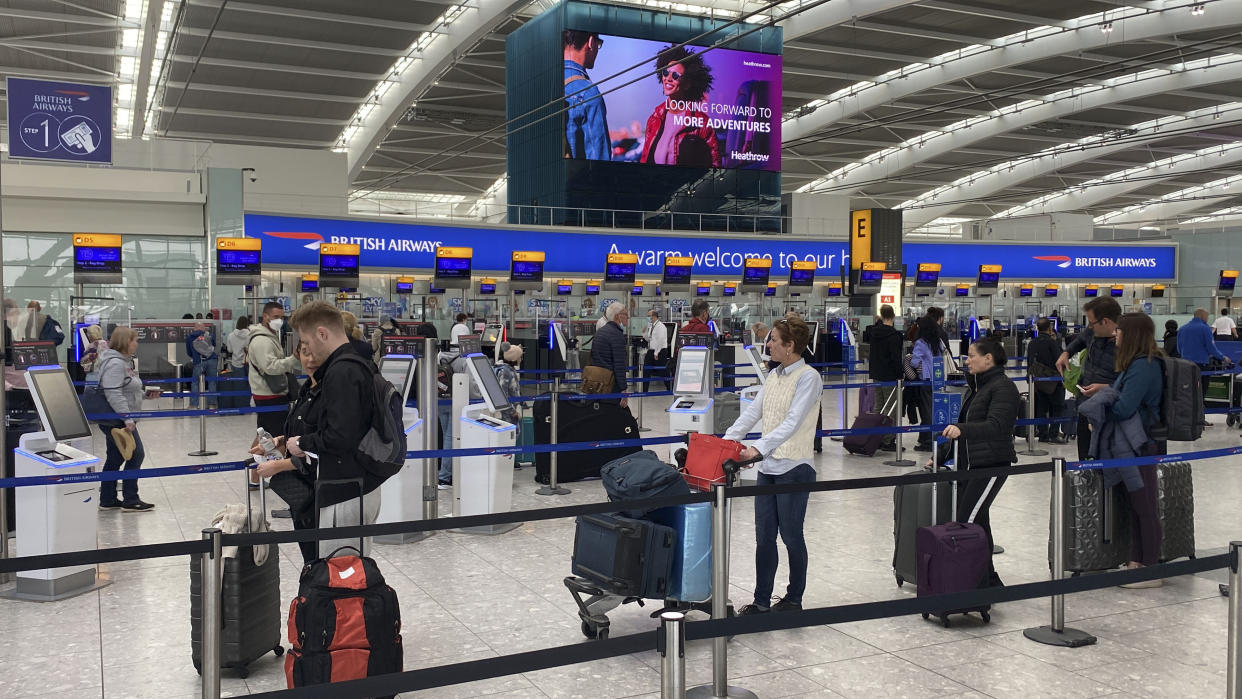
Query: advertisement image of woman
xmin=640 ymin=46 xmax=721 ymax=168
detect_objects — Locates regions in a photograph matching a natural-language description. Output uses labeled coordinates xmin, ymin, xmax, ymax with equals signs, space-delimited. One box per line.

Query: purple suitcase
xmin=914 ymin=440 xmax=992 ymax=627
xmin=843 ymin=390 xmax=896 ymax=457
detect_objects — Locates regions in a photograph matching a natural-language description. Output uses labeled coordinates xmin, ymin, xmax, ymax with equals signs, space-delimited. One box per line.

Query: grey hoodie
xmin=97 ymin=348 xmax=145 ymax=423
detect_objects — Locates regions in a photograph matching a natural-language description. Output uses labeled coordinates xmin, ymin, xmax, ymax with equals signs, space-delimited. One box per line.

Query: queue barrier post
xmin=420 ymin=339 xmax=439 ymax=521
xmin=187 ymin=373 xmax=219 ymax=458
xmin=200 ymin=527 xmax=223 ymax=699
xmin=687 ymin=478 xmax=756 ymax=699
xmin=659 ymin=611 xmax=687 ymax=698
xmin=1228 ymin=541 xmax=1241 ymax=699
xmin=1020 ymin=367 xmax=1049 ymax=457
xmin=638 ymin=363 xmax=650 ymax=433
xmin=1023 ymin=457 xmax=1097 ymax=648
xmin=537 ymin=376 xmax=570 ymax=496
xmin=884 ymin=379 xmax=914 ymax=467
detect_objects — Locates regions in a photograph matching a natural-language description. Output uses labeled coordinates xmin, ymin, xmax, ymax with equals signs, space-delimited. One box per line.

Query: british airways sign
xmin=245 ymin=214 xmax=1177 ymax=281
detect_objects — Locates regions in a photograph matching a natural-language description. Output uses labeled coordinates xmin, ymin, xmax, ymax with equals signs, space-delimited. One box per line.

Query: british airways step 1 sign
xmin=7 ymin=78 xmax=111 ymax=164
xmin=246 ymin=213 xmax=1176 ymax=281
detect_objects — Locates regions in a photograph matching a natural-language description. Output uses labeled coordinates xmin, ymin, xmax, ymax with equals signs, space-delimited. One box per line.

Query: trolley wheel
xmin=895 ymin=575 xmax=905 ymax=588
xmin=596 ymin=627 xmax=609 ymax=640
xmin=980 ymin=611 xmax=991 ymax=624
xmin=581 ymin=621 xmax=595 ymax=639
xmin=236 ymin=665 xmax=250 ymax=680
xmin=273 ymin=645 xmax=284 ymax=657
xmin=940 ymin=615 xmax=951 ymax=628
xmin=921 ymin=612 xmax=929 ymax=620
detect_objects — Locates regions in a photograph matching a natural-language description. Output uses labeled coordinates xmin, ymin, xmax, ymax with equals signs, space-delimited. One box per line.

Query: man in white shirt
xmin=1212 ymin=308 xmax=1237 ymax=340
xmin=643 ymin=309 xmax=669 ymax=391
xmin=449 ymin=313 xmax=470 ymax=347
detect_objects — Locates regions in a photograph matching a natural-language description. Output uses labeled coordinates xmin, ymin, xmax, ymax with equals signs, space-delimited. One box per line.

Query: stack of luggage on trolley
xmin=565 ymin=434 xmax=753 ymax=640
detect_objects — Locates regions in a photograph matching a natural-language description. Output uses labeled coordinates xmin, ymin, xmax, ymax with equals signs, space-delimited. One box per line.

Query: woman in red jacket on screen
xmin=640 ymin=45 xmax=721 ymax=168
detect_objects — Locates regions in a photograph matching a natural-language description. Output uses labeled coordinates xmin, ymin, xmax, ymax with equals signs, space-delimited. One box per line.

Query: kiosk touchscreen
xmin=454 ymin=354 xmax=518 ymax=534
xmin=373 ymin=355 xmax=427 ymax=544
xmin=12 ymin=366 xmax=105 ymax=601
xmin=668 ymin=346 xmax=715 ymax=434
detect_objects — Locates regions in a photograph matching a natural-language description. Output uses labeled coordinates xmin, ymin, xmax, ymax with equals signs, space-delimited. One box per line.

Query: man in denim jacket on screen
xmin=564 ymin=30 xmax=609 ymax=160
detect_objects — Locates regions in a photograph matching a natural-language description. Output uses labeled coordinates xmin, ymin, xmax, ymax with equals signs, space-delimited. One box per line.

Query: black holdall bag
xmin=533 ymin=392 xmax=640 ymax=483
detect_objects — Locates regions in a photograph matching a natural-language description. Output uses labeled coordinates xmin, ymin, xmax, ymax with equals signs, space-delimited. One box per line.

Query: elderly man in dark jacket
xmin=591 ymin=301 xmax=630 ymax=407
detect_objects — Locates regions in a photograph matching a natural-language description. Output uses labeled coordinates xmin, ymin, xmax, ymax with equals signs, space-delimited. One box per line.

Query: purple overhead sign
xmin=7 ymin=77 xmax=112 ymax=164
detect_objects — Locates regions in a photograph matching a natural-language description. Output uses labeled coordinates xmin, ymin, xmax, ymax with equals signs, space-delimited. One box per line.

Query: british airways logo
xmin=1034 ymin=255 xmax=1072 ymax=268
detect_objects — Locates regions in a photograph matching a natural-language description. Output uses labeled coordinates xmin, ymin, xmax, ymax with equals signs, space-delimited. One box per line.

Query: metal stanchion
xmin=536 ymin=376 xmax=570 ymax=495
xmin=0 ymin=450 xmax=10 ymax=584
xmin=828 ymin=367 xmax=843 ymax=443
xmin=201 ymin=527 xmax=223 ymax=699
xmin=1228 ymin=541 xmax=1241 ymax=699
xmin=660 ymin=611 xmax=687 ymax=698
xmin=420 ymin=339 xmax=439 ymax=521
xmin=1020 ymin=369 xmax=1048 ymax=456
xmin=885 ymin=380 xmax=915 ymax=467
xmin=688 ymin=480 xmax=756 ymax=699
xmin=1023 ymin=457 xmax=1097 ymax=648
xmin=188 ymin=374 xmax=218 ymax=457
xmin=637 ymin=363 xmax=651 ymax=432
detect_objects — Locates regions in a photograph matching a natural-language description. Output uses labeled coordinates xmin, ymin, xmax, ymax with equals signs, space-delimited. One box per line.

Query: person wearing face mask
xmin=247 ymin=301 xmax=302 ymax=488
xmin=927 ymin=338 xmax=1019 ymax=588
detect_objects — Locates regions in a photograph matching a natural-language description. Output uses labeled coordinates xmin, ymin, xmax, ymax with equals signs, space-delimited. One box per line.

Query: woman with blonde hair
xmin=340 ymin=310 xmax=375 ymax=360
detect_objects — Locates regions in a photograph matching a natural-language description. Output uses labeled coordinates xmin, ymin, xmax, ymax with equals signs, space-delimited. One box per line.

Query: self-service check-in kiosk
xmin=10 ymin=366 xmax=106 ymax=601
xmin=667 ymin=345 xmax=714 ymax=434
xmin=454 ymin=353 xmax=518 ymax=534
xmin=374 ymin=355 xmax=426 ymax=544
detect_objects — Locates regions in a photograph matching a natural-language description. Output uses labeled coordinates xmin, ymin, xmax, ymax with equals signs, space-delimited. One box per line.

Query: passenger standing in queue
xmin=681 ymin=299 xmax=713 ymax=335
xmin=1177 ymin=308 xmax=1233 ymax=426
xmin=1055 ymin=297 xmax=1121 ymax=460
xmin=247 ymin=301 xmax=302 ymax=489
xmin=725 ymin=317 xmax=819 ymax=615
xmin=96 ymin=326 xmax=159 ymax=512
xmin=253 ymin=340 xmax=321 ymax=563
xmin=910 ymin=316 xmax=941 ymax=452
xmin=927 ymin=338 xmax=1019 ymax=588
xmin=282 ymin=302 xmax=384 ymax=558
xmin=590 ymin=302 xmax=629 ymax=408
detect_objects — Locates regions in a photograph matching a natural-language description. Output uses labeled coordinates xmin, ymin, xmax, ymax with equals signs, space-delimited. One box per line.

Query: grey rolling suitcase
xmin=893 ymin=441 xmax=954 ymax=587
xmin=191 ymin=468 xmax=283 ymax=678
xmin=1157 ymin=462 xmax=1195 ymax=562
xmin=1053 ymin=467 xmax=1130 ymax=574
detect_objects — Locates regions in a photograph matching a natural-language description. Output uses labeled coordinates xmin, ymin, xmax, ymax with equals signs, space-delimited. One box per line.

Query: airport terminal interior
xmin=3 ymin=0 xmax=1242 ymax=697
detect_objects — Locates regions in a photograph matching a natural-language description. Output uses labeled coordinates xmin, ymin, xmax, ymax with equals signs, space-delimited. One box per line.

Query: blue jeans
xmin=753 ymin=462 xmax=815 ymax=606
xmin=437 ymin=401 xmax=454 ymax=482
xmin=99 ymin=425 xmax=145 ymax=505
xmin=191 ymin=359 xmax=219 ymax=408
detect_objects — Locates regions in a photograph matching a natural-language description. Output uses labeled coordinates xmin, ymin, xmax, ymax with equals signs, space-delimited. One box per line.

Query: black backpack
xmin=1154 ymin=356 xmax=1204 ymax=442
xmin=335 ymin=354 xmax=406 ymax=480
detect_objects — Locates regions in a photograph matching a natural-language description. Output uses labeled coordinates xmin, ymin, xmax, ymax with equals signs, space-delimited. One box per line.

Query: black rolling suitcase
xmin=534 ymin=392 xmax=640 ymax=483
xmin=571 ymin=513 xmax=676 ymax=599
xmin=191 ymin=468 xmax=283 ymax=679
xmin=892 ymin=438 xmax=953 ymax=587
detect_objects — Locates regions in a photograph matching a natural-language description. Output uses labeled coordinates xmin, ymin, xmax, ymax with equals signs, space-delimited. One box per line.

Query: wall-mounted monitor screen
xmin=1019 ymin=286 xmax=1033 ymax=297
xmin=1110 ymin=286 xmax=1125 ymax=297
xmin=789 ymin=261 xmax=815 ymax=287
xmin=764 ymin=286 xmax=776 ymax=297
xmin=301 ymin=276 xmax=319 ymax=292
xmin=556 ymin=283 xmax=572 ymax=295
xmin=1151 ymin=285 xmax=1165 ymax=298
xmin=435 ymin=246 xmax=472 ymax=289
xmin=695 ymin=285 xmax=711 ymax=296
xmin=723 ymin=285 xmax=737 ymax=296
xmin=479 ymin=283 xmax=496 ymax=295
xmin=1219 ymin=271 xmax=1238 ymax=292
xmin=955 ymin=286 xmax=970 ymax=297
xmin=562 ymin=32 xmax=782 ymax=171
xmin=73 ymin=233 xmax=123 ymax=284
xmin=605 ymin=253 xmax=637 ymax=286
xmin=1083 ymin=285 xmax=1099 ymax=297
xmin=662 ymin=256 xmax=693 ymax=287
xmin=394 ymin=279 xmax=413 ymax=294
xmin=631 ymin=285 xmax=644 ymax=296
xmin=216 ymin=238 xmax=261 ymax=283
xmin=585 ymin=283 xmax=600 ymax=295
xmin=1044 ymin=286 xmax=1058 ymax=297
xmin=429 ymin=285 xmax=446 ymax=294
xmin=857 ymin=269 xmax=883 ymax=289
xmin=510 ymin=251 xmax=545 ymax=289
xmin=977 ymin=265 xmax=1001 ymax=289
xmin=742 ymin=258 xmax=771 ymax=288
xmin=826 ymin=285 xmax=843 ymax=297
xmin=319 ymin=243 xmax=360 ymax=285
xmin=914 ymin=263 xmax=940 ymax=288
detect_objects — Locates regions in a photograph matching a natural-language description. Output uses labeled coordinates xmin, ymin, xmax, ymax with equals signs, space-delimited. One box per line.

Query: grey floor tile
xmin=1081 ymin=653 xmax=1227 ymax=697
xmin=893 ymin=636 xmax=1021 ymax=670
xmin=935 ymin=653 xmax=1114 ymax=699
xmin=982 ymin=629 xmax=1150 ymax=672
xmin=0 ymin=651 xmax=102 ymax=699
xmin=522 ymin=654 xmax=662 ymax=698
xmin=735 ymin=624 xmax=882 ymax=668
xmin=795 ymin=653 xmax=970 ymax=698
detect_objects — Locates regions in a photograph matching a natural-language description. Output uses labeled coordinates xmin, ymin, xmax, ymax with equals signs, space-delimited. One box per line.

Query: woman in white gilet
xmin=724 ymin=317 xmax=820 ymax=615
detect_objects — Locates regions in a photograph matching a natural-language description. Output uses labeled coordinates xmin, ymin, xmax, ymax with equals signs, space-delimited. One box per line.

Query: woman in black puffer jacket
xmin=928 ymin=337 xmax=1018 ymax=586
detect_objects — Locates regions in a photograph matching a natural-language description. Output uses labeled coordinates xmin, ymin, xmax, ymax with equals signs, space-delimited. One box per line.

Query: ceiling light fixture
xmin=1100 ymin=22 xmax=1114 ymax=33
xmin=1191 ymin=4 xmax=1206 ymax=16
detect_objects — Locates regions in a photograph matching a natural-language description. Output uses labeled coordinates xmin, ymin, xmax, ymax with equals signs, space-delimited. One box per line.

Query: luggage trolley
xmin=563 ymin=444 xmax=757 ymax=640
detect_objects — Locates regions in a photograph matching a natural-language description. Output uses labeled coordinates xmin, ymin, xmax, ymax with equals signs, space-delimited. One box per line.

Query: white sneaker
xmin=1120 ymin=578 xmax=1164 ymax=589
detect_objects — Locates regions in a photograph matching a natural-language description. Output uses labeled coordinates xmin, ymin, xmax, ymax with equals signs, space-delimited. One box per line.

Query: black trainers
xmin=122 ymin=500 xmax=154 ymax=512
xmin=913 ymin=444 xmax=933 ymax=452
xmin=771 ymin=598 xmax=802 ymax=612
xmin=98 ymin=501 xmax=123 ymax=510
xmin=737 ymin=603 xmax=770 ymax=616
xmin=879 ymin=443 xmax=896 ymax=452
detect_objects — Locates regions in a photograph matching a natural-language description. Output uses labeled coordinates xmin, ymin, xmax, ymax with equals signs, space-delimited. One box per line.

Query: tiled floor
xmin=0 ymin=387 xmax=1237 ymax=698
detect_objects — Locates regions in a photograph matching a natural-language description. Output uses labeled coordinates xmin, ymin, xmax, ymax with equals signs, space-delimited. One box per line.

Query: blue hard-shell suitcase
xmin=571 ymin=513 xmax=676 ymax=599
xmin=647 ymin=503 xmax=713 ymax=602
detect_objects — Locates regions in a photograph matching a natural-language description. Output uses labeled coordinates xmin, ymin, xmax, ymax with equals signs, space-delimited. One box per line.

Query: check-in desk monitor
xmin=379 ymin=355 xmax=415 ymax=404
xmin=455 ymin=353 xmax=517 ymax=533
xmin=15 ymin=366 xmax=105 ymax=600
xmin=744 ymin=345 xmax=769 ymax=386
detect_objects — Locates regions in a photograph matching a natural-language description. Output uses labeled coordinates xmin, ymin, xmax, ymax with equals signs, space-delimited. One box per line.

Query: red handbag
xmin=682 ymin=432 xmax=744 ymax=491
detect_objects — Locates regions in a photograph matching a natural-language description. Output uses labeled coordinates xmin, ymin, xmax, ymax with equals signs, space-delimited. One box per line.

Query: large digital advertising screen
xmin=563 ymin=30 xmax=781 ymax=171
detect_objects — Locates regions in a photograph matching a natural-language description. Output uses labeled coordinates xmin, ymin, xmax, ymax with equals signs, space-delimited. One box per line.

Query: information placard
xmin=216 ymin=237 xmax=261 ymax=285
xmin=7 ymin=77 xmax=111 ymax=164
xmin=73 ymin=233 xmax=122 ymax=284
xmin=319 ymin=243 xmax=360 ymax=287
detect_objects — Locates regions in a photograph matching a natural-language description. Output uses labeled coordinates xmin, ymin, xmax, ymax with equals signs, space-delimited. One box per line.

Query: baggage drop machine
xmin=8 ymin=366 xmax=106 ymax=601
xmin=452 ymin=353 xmax=519 ymax=534
xmin=373 ymin=355 xmax=427 ymax=544
xmin=667 ymin=344 xmax=715 ymax=434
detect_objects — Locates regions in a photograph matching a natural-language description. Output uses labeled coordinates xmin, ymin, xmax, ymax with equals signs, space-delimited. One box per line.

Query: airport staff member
xmin=643 ymin=309 xmax=669 ymax=391
xmin=450 ymin=313 xmax=470 ymax=348
xmin=725 ymin=316 xmax=819 ymax=616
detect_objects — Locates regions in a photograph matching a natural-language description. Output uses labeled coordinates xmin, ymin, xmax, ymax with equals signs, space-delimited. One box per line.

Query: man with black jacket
xmin=284 ymin=301 xmax=384 ymax=557
xmin=1027 ymin=319 xmax=1067 ymax=444
xmin=868 ymin=305 xmax=904 ymax=451
xmin=1055 ymin=296 xmax=1121 ymax=460
xmin=591 ymin=302 xmax=629 ymax=407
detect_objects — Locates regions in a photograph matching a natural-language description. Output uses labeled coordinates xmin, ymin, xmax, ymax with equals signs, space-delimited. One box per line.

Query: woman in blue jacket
xmin=1108 ymin=312 xmax=1165 ymax=588
xmin=910 ymin=315 xmax=940 ymax=450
